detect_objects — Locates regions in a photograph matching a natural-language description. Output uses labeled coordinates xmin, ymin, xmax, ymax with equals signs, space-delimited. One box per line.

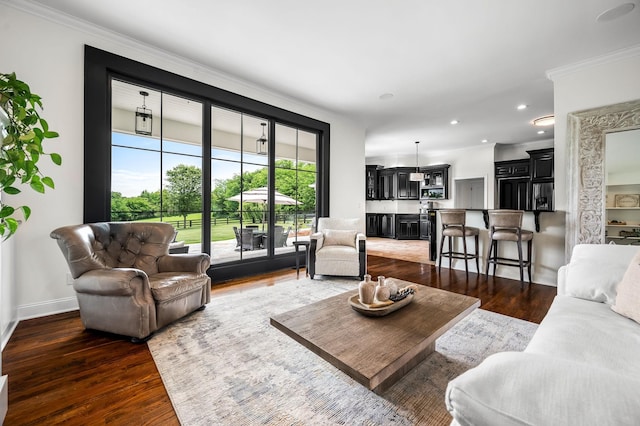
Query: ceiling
xmin=28 ymin=0 xmax=640 ymax=158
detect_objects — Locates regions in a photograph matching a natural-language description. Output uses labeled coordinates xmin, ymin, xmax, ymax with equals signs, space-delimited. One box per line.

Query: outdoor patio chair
xmin=273 ymin=225 xmax=291 ymax=247
xmin=241 ymin=228 xmax=263 ymax=250
xmin=233 ymin=226 xmax=241 ymax=249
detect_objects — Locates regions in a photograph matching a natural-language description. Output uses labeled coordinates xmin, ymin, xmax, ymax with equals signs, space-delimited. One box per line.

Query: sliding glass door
xmin=111 ymin=80 xmax=203 ymax=253
xmin=86 ymin=45 xmax=330 ymax=279
xmin=109 ymin=80 xmax=319 ymax=266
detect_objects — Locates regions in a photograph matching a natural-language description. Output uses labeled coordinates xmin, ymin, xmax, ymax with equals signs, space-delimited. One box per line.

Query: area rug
xmin=148 ymin=278 xmax=538 ymax=425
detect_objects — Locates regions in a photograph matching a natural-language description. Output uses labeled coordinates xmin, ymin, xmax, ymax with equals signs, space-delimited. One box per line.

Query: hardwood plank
xmin=2 ymin=244 xmax=556 ymax=424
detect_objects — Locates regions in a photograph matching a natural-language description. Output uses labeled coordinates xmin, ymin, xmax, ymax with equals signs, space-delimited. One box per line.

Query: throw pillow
xmin=564 ymin=244 xmax=639 ymax=304
xmin=611 ymin=249 xmax=640 ymax=324
xmin=322 ymin=229 xmax=357 ymax=248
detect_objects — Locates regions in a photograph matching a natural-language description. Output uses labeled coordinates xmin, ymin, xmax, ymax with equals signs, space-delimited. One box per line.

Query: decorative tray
xmin=348 ymin=293 xmax=414 ymax=317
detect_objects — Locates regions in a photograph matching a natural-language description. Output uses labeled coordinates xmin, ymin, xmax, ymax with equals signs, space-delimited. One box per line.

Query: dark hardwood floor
xmin=3 ymin=254 xmax=556 ymax=425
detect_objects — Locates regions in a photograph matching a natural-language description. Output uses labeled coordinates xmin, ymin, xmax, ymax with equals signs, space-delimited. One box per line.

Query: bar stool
xmin=485 ymin=209 xmax=533 ymax=288
xmin=438 ymin=210 xmax=480 ymax=277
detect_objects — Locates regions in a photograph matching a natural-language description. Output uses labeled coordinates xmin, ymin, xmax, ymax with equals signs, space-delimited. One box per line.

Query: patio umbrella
xmin=227 ymin=187 xmax=298 ymax=230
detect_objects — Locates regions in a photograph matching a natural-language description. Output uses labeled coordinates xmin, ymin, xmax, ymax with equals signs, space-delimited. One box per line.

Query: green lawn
xmin=137 ymin=214 xmax=308 ymax=244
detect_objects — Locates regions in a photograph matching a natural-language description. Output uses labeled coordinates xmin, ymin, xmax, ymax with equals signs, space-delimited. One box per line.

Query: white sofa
xmin=445 ymin=244 xmax=640 ymax=426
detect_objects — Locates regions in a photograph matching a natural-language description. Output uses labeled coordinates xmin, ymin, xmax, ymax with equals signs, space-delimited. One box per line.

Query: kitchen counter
xmin=423 ymin=209 xmax=553 ymax=232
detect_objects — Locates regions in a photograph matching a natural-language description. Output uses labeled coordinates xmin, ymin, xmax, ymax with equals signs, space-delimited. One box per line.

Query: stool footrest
xmin=441 ymin=251 xmax=479 ymax=260
xmin=486 ymin=256 xmax=531 ymax=267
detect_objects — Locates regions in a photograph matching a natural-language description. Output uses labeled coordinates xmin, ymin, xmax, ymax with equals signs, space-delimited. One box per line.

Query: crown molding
xmin=0 ymin=0 xmax=337 ymax=119
xmin=546 ymin=43 xmax=640 ymax=81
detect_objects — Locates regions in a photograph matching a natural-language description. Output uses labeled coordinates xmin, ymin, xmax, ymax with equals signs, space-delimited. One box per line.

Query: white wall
xmin=0 ymin=3 xmax=365 ymax=320
xmin=549 ymin=46 xmax=640 ymax=212
xmin=549 ymin=45 xmax=640 ymax=261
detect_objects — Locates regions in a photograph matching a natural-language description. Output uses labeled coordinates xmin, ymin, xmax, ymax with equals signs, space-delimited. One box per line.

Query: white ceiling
xmin=28 ymin=0 xmax=640 ymax=158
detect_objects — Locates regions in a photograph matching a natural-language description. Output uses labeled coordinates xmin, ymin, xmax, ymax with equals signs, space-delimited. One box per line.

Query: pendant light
xmin=135 ymin=91 xmax=153 ymax=136
xmin=409 ymin=141 xmax=424 ymax=181
xmin=256 ymin=122 xmax=267 ymax=155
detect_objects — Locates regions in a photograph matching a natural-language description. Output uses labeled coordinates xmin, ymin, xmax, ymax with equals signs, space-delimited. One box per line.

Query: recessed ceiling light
xmin=538 ymin=130 xmax=546 ymax=134
xmin=517 ymin=104 xmax=528 ymax=110
xmin=481 ymin=139 xmax=488 ymax=143
xmin=596 ymin=2 xmax=635 ymax=22
xmin=533 ymin=115 xmax=555 ymax=126
xmin=450 ymin=119 xmax=459 ymax=125
xmin=379 ymin=93 xmax=394 ymax=100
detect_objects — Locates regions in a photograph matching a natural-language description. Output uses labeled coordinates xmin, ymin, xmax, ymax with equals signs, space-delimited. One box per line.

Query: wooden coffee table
xmin=270 ymin=280 xmax=480 ymax=394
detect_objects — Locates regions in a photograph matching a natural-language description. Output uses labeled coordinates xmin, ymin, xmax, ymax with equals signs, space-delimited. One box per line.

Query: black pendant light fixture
xmin=135 ymin=90 xmax=153 ymax=136
xmin=409 ymin=141 xmax=424 ymax=181
xmin=256 ymin=122 xmax=268 ymax=155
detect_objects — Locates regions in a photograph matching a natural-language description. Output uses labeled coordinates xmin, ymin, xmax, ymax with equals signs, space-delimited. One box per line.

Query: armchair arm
xmin=310 ymin=231 xmax=324 ymax=251
xmin=157 ymin=253 xmax=211 ymax=274
xmin=73 ymin=268 xmax=148 ymax=296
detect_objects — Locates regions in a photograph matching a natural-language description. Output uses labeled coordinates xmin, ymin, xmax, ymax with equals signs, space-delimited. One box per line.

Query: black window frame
xmin=84 ymin=45 xmax=330 ymax=280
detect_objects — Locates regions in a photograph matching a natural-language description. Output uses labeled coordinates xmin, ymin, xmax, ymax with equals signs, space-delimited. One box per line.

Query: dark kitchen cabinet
xmin=396 ymin=214 xmax=420 ymax=240
xmin=366 ymin=213 xmax=379 ymax=237
xmin=365 ymin=165 xmax=380 ymax=200
xmin=419 ymin=213 xmax=432 ymax=240
xmin=528 ymin=148 xmax=554 ymax=211
xmin=379 ymin=214 xmax=395 ymax=238
xmin=495 ymin=159 xmax=530 ymax=178
xmin=377 ymin=169 xmax=396 ymax=200
xmin=498 ymin=177 xmax=530 ymax=210
xmin=396 ymin=168 xmax=420 ymax=200
xmin=528 ymin=148 xmax=554 ymax=181
xmin=494 ymin=149 xmax=554 ymax=211
xmin=421 ymin=211 xmax=438 ymax=261
xmin=420 ymin=164 xmax=450 ymax=200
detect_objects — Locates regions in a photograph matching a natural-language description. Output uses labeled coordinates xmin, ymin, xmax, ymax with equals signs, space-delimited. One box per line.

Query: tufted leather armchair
xmin=50 ymin=222 xmax=211 ymax=341
xmin=309 ymin=218 xmax=366 ymax=279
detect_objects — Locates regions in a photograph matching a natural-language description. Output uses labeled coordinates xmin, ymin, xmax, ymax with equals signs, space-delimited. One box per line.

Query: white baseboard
xmin=1 ymin=320 xmax=18 ymax=352
xmin=17 ymin=297 xmax=79 ymax=321
xmin=0 ymin=375 xmax=7 ymax=424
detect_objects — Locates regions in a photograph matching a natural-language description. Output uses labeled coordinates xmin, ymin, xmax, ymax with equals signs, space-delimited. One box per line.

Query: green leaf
xmin=3 ymin=187 xmax=20 ymax=195
xmin=44 ymin=131 xmax=59 ymax=139
xmin=21 ymin=205 xmax=31 ymax=220
xmin=5 ymin=218 xmax=18 ymax=235
xmin=30 ymin=178 xmax=45 ymax=193
xmin=0 ymin=206 xmax=15 ymax=218
xmin=25 ymin=160 xmax=35 ymax=176
xmin=40 ymin=118 xmax=49 ymax=132
xmin=42 ymin=176 xmax=55 ymax=189
xmin=50 ymin=153 xmax=62 ymax=165
xmin=2 ymin=176 xmax=15 ymax=187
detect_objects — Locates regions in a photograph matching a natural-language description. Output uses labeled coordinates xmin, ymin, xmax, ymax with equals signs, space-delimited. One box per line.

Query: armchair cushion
xmin=322 ymin=229 xmax=357 ymax=248
xmin=150 ymin=272 xmax=209 ymax=302
xmin=315 ymin=245 xmax=359 ymax=262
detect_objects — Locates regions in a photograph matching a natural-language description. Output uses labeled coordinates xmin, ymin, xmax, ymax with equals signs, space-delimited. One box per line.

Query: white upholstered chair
xmin=308 ymin=218 xmax=366 ymax=279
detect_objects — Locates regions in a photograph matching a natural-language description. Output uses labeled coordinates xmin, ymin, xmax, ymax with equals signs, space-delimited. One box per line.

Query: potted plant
xmin=0 ymin=72 xmax=61 ymax=239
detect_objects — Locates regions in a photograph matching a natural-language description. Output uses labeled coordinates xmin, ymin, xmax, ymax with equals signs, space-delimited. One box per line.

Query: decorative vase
xmin=375 ymin=275 xmax=390 ymax=302
xmin=358 ymin=274 xmax=375 ymax=305
xmin=385 ymin=278 xmax=398 ymax=297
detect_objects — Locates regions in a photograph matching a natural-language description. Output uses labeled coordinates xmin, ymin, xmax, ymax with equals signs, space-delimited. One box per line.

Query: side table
xmin=292 ymin=241 xmax=310 ymax=278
